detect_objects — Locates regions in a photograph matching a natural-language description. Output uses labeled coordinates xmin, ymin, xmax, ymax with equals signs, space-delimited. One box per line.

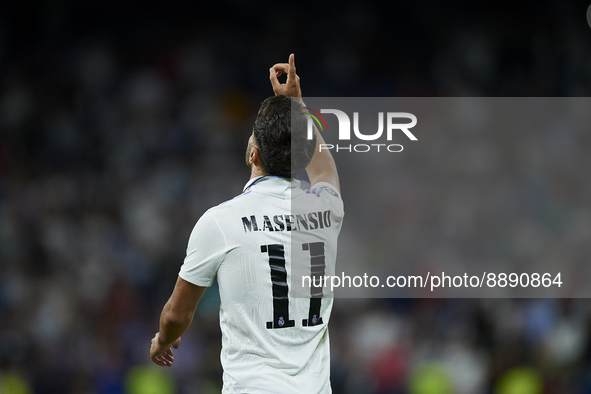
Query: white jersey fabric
xmin=179 ymin=176 xmax=344 ymax=394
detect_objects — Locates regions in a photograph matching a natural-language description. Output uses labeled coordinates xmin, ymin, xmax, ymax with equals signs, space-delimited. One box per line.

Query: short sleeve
xmin=179 ymin=209 xmax=227 ymax=287
xmin=309 ymin=181 xmax=344 ymax=222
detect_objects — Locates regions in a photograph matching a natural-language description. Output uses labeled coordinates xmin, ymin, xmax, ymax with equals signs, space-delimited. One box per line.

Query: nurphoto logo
xmin=306 ymin=108 xmax=418 ymax=153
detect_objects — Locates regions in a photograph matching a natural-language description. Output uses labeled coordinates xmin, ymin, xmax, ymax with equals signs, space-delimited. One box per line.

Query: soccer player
xmin=150 ymin=54 xmax=343 ymax=394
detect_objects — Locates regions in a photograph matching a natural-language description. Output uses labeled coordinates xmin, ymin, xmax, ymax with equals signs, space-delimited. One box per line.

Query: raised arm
xmin=269 ymin=54 xmax=340 ymax=192
xmin=304 ymin=126 xmax=340 ymax=192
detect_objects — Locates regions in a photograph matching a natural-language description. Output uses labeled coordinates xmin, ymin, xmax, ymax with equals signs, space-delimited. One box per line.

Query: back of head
xmin=253 ymin=95 xmax=316 ymax=178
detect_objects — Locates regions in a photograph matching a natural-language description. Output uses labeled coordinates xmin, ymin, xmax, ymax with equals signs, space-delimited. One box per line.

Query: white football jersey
xmin=179 ymin=176 xmax=344 ymax=394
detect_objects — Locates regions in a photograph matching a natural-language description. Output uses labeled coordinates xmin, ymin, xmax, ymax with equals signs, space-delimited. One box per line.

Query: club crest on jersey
xmin=278 ymin=317 xmax=285 ymax=327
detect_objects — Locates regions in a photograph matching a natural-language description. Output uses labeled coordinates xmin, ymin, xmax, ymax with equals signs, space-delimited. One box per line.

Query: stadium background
xmin=1 ymin=0 xmax=591 ymax=393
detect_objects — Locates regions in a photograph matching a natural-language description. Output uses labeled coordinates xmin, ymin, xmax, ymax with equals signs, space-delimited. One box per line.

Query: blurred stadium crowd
xmin=1 ymin=0 xmax=591 ymax=393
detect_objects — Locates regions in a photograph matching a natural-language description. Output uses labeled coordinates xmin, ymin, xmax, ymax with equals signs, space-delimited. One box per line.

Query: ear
xmin=249 ymin=145 xmax=260 ymax=165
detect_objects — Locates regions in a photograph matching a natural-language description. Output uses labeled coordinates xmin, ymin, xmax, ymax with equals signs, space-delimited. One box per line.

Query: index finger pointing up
xmin=288 ymin=53 xmax=296 ymax=81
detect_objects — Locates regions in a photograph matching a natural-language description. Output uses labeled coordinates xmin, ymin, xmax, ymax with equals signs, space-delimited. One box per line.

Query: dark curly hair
xmin=253 ymin=95 xmax=316 ymax=177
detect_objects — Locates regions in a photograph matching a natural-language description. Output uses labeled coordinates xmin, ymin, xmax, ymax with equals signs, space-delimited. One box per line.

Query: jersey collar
xmin=243 ymin=175 xmax=297 ymax=194
xmin=243 ymin=176 xmax=265 ymax=192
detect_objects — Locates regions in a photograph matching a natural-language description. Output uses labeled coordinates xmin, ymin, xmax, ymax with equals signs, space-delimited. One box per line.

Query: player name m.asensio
xmin=241 ymin=211 xmax=332 ymax=233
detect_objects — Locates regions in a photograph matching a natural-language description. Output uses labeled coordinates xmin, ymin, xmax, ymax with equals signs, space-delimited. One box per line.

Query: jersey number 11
xmin=260 ymin=242 xmax=326 ymax=330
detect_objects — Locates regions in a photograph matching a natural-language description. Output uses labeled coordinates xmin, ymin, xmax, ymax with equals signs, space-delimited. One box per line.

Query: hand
xmin=150 ymin=332 xmax=181 ymax=367
xmin=269 ymin=53 xmax=302 ymax=98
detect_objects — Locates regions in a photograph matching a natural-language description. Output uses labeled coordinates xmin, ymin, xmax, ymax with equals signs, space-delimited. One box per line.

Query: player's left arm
xmin=150 ymin=276 xmax=206 ymax=367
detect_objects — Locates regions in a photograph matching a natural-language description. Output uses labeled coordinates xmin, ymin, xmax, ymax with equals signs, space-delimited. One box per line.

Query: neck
xmin=249 ymin=167 xmax=268 ymax=181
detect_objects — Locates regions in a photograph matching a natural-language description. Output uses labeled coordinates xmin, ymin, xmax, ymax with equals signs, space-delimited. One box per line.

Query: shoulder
xmin=307 ymin=182 xmax=341 ymax=200
xmin=216 ymin=189 xmax=257 ymax=209
xmin=196 ymin=189 xmax=260 ymax=228
xmin=301 ymin=181 xmax=344 ymax=221
xmin=189 ymin=192 xmax=248 ymax=237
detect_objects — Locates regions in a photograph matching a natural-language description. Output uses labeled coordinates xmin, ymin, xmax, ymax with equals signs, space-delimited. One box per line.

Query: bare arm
xmin=269 ymin=54 xmax=340 ymax=192
xmin=150 ymin=276 xmax=206 ymax=367
xmin=305 ymin=127 xmax=340 ymax=192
